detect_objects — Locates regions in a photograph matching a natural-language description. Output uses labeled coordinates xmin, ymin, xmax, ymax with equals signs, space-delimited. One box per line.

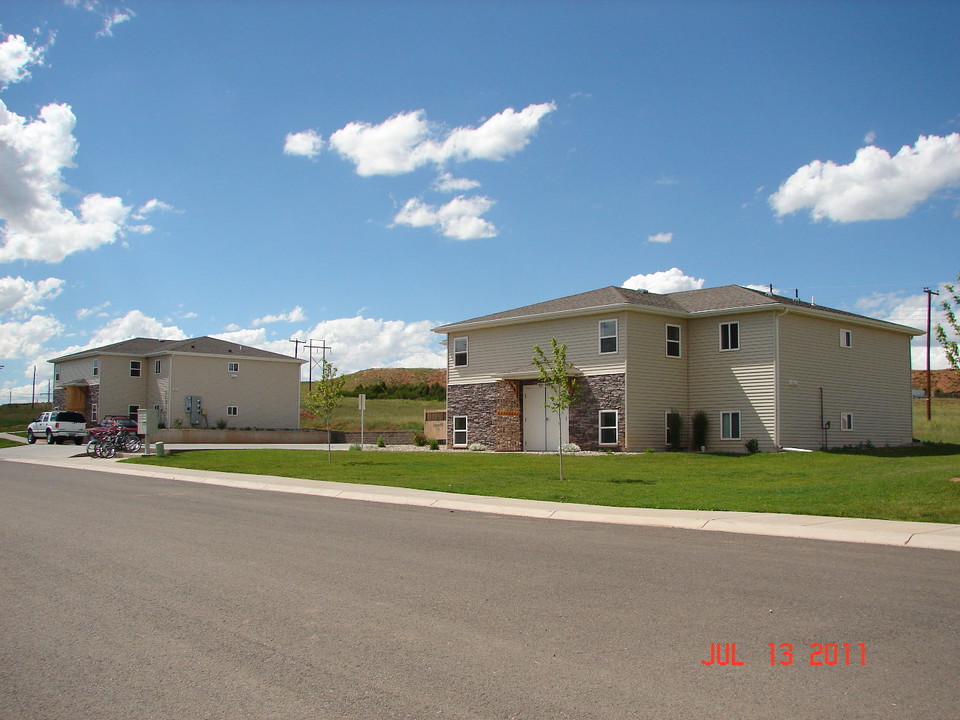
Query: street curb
xmin=4 ymin=454 xmax=960 ymax=552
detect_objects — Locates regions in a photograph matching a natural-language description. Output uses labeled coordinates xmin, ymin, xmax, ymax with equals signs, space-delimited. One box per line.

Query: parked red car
xmin=88 ymin=415 xmax=141 ymax=439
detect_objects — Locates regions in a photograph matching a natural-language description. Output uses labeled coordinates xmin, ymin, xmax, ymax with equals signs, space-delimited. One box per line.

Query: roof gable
xmin=50 ymin=336 xmax=303 ymax=364
xmin=435 ymin=284 xmax=922 ymax=335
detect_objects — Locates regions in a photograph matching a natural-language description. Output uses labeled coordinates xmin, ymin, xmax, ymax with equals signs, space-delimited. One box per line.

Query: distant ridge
xmin=341 ymin=367 xmax=446 ymax=391
xmin=912 ymin=369 xmax=960 ymax=395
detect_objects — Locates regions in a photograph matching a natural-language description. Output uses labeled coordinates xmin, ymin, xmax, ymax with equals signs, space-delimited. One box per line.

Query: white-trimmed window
xmin=154 ymin=359 xmax=162 ymax=374
xmin=599 ymin=410 xmax=618 ymax=445
xmin=721 ymin=411 xmax=741 ymax=440
xmin=453 ymin=337 xmax=468 ymax=367
xmin=228 ymin=361 xmax=240 ymax=373
xmin=666 ymin=324 xmax=681 ymax=357
xmin=453 ymin=416 xmax=468 ymax=447
xmin=128 ymin=405 xmax=139 ymax=419
xmin=54 ymin=365 xmax=60 ymax=382
xmin=720 ymin=322 xmax=740 ymax=351
xmin=130 ymin=361 xmax=142 ymax=377
xmin=840 ymin=329 xmax=853 ymax=348
xmin=599 ymin=319 xmax=618 ymax=354
xmin=93 ymin=358 xmax=99 ymax=376
xmin=840 ymin=413 xmax=853 ymax=431
xmin=227 ymin=406 xmax=239 ymax=417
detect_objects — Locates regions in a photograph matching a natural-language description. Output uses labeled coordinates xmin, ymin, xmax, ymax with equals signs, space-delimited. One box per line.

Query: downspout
xmin=774 ymin=307 xmax=789 ymax=450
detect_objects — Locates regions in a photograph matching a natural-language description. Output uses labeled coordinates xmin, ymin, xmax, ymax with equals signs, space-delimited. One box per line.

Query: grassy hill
xmin=912 ymin=369 xmax=960 ymax=395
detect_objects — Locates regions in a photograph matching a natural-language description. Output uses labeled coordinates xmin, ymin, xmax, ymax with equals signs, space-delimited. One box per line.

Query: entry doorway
xmin=522 ymin=383 xmax=569 ymax=452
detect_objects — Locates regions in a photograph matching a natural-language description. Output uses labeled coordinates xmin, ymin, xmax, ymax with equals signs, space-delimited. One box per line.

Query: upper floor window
xmin=840 ymin=329 xmax=852 ymax=348
xmin=453 ymin=337 xmax=468 ymax=367
xmin=130 ymin=361 xmax=142 ymax=377
xmin=54 ymin=365 xmax=60 ymax=382
xmin=228 ymin=361 xmax=240 ymax=373
xmin=154 ymin=359 xmax=162 ymax=374
xmin=720 ymin=322 xmax=740 ymax=351
xmin=599 ymin=319 xmax=618 ymax=354
xmin=666 ymin=324 xmax=681 ymax=357
xmin=92 ymin=358 xmax=99 ymax=376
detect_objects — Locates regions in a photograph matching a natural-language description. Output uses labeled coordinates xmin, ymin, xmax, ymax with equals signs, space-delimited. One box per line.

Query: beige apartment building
xmin=434 ymin=286 xmax=922 ymax=453
xmin=50 ymin=336 xmax=305 ymax=430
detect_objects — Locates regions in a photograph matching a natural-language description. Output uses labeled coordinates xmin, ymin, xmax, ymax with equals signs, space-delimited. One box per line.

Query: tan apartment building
xmin=50 ymin=336 xmax=305 ymax=430
xmin=433 ymin=286 xmax=922 ymax=452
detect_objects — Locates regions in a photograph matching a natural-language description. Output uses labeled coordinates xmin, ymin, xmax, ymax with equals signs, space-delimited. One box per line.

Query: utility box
xmin=184 ymin=395 xmax=203 ymax=426
xmin=137 ymin=408 xmax=158 ymax=435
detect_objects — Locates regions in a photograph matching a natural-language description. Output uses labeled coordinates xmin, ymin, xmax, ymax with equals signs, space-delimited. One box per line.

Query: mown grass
xmin=126 ymin=444 xmax=960 ymax=524
xmin=301 ymin=397 xmax=445 ymax=431
xmin=0 ymin=402 xmax=51 ymax=433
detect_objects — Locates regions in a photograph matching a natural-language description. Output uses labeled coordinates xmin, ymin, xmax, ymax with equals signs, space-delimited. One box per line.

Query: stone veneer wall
xmin=569 ymin=373 xmax=625 ymax=451
xmin=446 ymin=382 xmax=498 ymax=448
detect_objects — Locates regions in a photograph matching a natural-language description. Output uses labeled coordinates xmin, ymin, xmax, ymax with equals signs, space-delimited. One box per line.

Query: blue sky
xmin=1 ymin=0 xmax=959 ymax=400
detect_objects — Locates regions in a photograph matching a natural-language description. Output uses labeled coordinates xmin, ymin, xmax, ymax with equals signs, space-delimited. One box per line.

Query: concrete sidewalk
xmin=3 ymin=443 xmax=959 ymax=552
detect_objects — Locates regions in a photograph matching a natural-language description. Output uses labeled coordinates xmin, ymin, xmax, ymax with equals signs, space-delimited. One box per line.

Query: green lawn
xmin=126 ymin=444 xmax=960 ymax=524
xmin=914 ymin=398 xmax=960 ymax=444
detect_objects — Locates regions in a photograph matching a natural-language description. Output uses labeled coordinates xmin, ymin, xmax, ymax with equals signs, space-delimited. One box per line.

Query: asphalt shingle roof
xmin=50 ymin=336 xmax=302 ymax=363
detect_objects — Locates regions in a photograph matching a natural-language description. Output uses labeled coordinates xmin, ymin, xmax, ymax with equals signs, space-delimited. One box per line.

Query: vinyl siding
xmin=687 ymin=312 xmax=777 ymax=451
xmin=166 ymin=355 xmax=301 ymax=429
xmin=98 ymin=355 xmax=148 ymax=414
xmin=446 ymin=313 xmax=629 ymax=384
xmin=778 ymin=313 xmax=913 ymax=449
xmin=623 ymin=314 xmax=688 ymax=450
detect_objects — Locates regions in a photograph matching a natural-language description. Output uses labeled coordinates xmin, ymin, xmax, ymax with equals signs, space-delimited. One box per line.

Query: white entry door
xmin=523 ymin=384 xmax=569 ymax=452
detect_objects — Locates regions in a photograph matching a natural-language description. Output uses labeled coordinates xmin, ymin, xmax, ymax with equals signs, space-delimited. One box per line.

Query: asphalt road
xmin=2 ymin=462 xmax=958 ymax=719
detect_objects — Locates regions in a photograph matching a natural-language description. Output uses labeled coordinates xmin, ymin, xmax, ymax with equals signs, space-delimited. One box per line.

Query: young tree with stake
xmin=304 ymin=359 xmax=346 ymax=463
xmin=532 ymin=338 xmax=579 ymax=480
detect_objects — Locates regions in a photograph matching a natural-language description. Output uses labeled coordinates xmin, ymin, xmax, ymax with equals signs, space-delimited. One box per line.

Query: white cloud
xmin=0 ymin=34 xmax=45 ymax=87
xmin=76 ymin=301 xmax=110 ymax=320
xmin=96 ymin=7 xmax=136 ymax=38
xmin=854 ymin=287 xmax=955 ymax=370
xmin=0 ymin=98 xmax=147 ymax=262
xmin=86 ymin=309 xmax=187 ymax=347
xmin=647 ymin=232 xmax=673 ymax=243
xmin=328 ymin=102 xmax=556 ymax=177
xmin=863 ymin=130 xmax=877 ymax=144
xmin=770 ymin=133 xmax=960 ymax=222
xmin=0 ymin=314 xmax=63 ymax=359
xmin=283 ymin=129 xmax=323 ymax=159
xmin=216 ymin=316 xmax=445 ymax=376
xmin=622 ymin=267 xmax=706 ymax=294
xmin=0 ymin=276 xmax=63 ymax=316
xmin=433 ymin=171 xmax=481 ymax=192
xmin=393 ymin=195 xmax=496 ymax=240
xmin=253 ymin=306 xmax=307 ymax=325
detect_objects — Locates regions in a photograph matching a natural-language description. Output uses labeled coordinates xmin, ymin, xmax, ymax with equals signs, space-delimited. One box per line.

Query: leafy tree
xmin=304 ymin=359 xmax=346 ymax=463
xmin=936 ymin=272 xmax=960 ymax=375
xmin=532 ymin=338 xmax=579 ymax=480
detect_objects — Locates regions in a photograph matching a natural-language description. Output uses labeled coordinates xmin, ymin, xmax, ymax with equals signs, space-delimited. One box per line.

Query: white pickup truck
xmin=27 ymin=411 xmax=88 ymax=445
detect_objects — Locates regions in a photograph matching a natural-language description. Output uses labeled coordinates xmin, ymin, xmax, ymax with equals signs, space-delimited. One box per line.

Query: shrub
xmin=429 ymin=438 xmax=440 ymax=451
xmin=692 ymin=410 xmax=708 ymax=450
xmin=376 ymin=434 xmax=387 ymax=448
xmin=349 ymin=443 xmax=363 ymax=451
xmin=744 ymin=438 xmax=760 ymax=454
xmin=412 ymin=431 xmax=427 ymax=447
xmin=560 ymin=442 xmax=581 ymax=453
xmin=216 ymin=418 xmax=228 ymax=430
xmin=468 ymin=442 xmax=488 ymax=451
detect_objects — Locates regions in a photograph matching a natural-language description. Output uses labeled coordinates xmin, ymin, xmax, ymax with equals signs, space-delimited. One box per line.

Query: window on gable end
xmin=840 ymin=329 xmax=852 ymax=348
xmin=130 ymin=361 xmax=142 ymax=377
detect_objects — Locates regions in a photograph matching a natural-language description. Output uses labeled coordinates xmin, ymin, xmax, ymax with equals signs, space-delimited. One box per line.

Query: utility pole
xmin=289 ymin=338 xmax=306 ymax=358
xmin=305 ymin=339 xmax=331 ymax=391
xmin=924 ymin=287 xmax=940 ymax=421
